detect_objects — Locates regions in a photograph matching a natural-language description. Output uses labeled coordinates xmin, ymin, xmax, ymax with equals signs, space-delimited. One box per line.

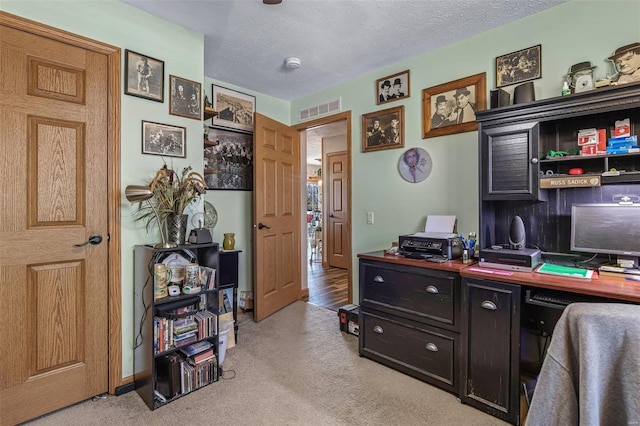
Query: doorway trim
xmin=294 ymin=111 xmax=352 ymax=304
xmin=0 ymin=12 xmax=123 ymax=394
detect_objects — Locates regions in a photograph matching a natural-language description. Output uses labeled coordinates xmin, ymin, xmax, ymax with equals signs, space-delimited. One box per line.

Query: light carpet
xmin=27 ymin=301 xmax=507 ymax=425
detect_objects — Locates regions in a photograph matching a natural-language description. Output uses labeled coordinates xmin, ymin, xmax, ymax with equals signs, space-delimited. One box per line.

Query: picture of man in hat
xmin=379 ymin=80 xmax=391 ymax=103
xmin=389 ymin=78 xmax=406 ymax=99
xmin=608 ymin=42 xmax=640 ymax=84
xmin=431 ymin=95 xmax=450 ymax=128
xmin=447 ymin=87 xmax=476 ymax=124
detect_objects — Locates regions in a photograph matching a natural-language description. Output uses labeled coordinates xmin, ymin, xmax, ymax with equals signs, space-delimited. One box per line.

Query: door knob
xmin=75 ymin=234 xmax=103 ymax=247
xmin=258 ymin=223 xmax=271 ymax=230
xmin=330 ymin=214 xmax=335 ymax=218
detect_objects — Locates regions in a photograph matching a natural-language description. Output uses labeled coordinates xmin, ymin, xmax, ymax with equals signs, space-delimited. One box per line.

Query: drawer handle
xmin=373 ymin=325 xmax=384 ymax=334
xmin=373 ymin=275 xmax=385 ymax=283
xmin=426 ymin=285 xmax=439 ymax=294
xmin=425 ymin=343 xmax=438 ymax=352
xmin=481 ymin=300 xmax=497 ymax=310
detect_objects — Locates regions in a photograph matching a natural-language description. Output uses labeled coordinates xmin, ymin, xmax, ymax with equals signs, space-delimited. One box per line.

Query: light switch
xmin=367 ymin=212 xmax=374 ymax=224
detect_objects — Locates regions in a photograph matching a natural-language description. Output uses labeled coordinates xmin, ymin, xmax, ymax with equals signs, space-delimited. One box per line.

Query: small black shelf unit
xmin=134 ymin=242 xmax=234 ymax=410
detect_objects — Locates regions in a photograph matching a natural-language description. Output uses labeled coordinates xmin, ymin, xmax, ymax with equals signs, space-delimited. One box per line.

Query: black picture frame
xmin=211 ymin=85 xmax=256 ymax=133
xmin=376 ymin=70 xmax=410 ymax=105
xmin=169 ymin=75 xmax=201 ymax=120
xmin=204 ymin=126 xmax=253 ymax=191
xmin=124 ymin=49 xmax=164 ymax=102
xmin=141 ymin=121 xmax=186 ymax=158
xmin=496 ymin=45 xmax=542 ymax=88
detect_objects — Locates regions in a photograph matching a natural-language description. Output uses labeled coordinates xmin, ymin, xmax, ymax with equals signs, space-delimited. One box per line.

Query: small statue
xmin=608 ymin=42 xmax=640 ymax=85
xmin=203 ymin=95 xmax=212 ymax=108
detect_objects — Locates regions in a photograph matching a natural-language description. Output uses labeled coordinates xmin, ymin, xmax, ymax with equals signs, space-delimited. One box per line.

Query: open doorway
xmin=294 ymin=112 xmax=352 ymax=311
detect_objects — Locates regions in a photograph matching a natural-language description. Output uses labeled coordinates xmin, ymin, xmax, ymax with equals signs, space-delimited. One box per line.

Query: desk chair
xmin=525 ymin=303 xmax=640 ymax=426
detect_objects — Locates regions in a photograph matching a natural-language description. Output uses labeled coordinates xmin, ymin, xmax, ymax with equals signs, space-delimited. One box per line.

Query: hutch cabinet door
xmin=460 ymin=278 xmax=521 ymax=425
xmin=481 ymin=122 xmax=540 ymax=201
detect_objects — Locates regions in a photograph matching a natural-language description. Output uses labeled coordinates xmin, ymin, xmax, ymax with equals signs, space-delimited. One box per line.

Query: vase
xmin=166 ymin=214 xmax=188 ymax=246
xmin=223 ymin=233 xmax=235 ymax=250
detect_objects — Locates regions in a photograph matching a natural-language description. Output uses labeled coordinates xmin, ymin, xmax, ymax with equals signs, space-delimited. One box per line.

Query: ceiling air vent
xmin=298 ymin=97 xmax=341 ymax=121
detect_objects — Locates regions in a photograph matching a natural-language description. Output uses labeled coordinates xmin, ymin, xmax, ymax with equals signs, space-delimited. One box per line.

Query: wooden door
xmin=327 ymin=151 xmax=349 ymax=269
xmin=0 ymin=23 xmax=109 ymax=425
xmin=253 ymin=113 xmax=301 ymax=321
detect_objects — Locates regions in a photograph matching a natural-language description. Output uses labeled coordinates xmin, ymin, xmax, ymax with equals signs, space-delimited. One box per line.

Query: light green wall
xmin=1 ymin=0 xmax=288 ymax=379
xmin=2 ymin=0 xmax=639 ymax=381
xmin=290 ymin=0 xmax=640 ymax=301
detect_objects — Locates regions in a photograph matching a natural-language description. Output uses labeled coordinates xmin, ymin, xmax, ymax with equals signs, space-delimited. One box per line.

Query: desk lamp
xmin=125 ymin=185 xmax=176 ymax=248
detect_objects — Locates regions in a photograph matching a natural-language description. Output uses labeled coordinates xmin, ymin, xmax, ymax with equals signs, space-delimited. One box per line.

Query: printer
xmin=399 ymin=232 xmax=463 ymax=260
xmin=399 ymin=215 xmax=463 ymax=260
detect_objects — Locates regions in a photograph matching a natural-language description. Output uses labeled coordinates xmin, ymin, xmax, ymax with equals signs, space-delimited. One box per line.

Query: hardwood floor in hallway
xmin=307 ymin=261 xmax=349 ymax=311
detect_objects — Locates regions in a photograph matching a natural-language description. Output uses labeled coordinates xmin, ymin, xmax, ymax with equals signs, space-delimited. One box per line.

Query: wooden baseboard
xmin=299 ymin=288 xmax=309 ymax=300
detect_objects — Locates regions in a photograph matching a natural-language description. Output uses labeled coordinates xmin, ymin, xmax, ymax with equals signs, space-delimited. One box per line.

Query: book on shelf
xmin=200 ymin=266 xmax=217 ymax=290
xmin=190 ymin=348 xmax=215 ymax=364
xmin=179 ymin=340 xmax=212 ymax=356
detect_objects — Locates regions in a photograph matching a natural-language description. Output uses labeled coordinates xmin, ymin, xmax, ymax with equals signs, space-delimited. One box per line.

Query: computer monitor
xmin=571 ymin=203 xmax=640 ymax=268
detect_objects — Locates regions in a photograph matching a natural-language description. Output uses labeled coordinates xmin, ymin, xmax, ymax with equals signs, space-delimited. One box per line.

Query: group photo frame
xmin=362 ymin=105 xmax=405 ymax=153
xmin=204 ymin=127 xmax=253 ymax=191
xmin=211 ymin=85 xmax=256 ymax=133
xmin=141 ymin=121 xmax=186 ymax=158
xmin=422 ymin=72 xmax=486 ymax=139
xmin=124 ymin=49 xmax=164 ymax=102
xmin=376 ymin=70 xmax=410 ymax=105
xmin=496 ymin=44 xmax=542 ymax=88
xmin=169 ymin=75 xmax=201 ymax=120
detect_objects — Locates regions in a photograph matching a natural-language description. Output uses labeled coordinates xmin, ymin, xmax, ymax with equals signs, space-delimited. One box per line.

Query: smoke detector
xmin=285 ymin=57 xmax=302 ymax=69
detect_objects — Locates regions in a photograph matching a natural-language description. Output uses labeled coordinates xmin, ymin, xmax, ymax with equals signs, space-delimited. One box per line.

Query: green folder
xmin=537 ymin=263 xmax=594 ymax=279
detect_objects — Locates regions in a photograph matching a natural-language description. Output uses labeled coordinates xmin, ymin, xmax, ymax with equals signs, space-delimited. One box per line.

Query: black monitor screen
xmin=571 ymin=203 xmax=640 ymax=257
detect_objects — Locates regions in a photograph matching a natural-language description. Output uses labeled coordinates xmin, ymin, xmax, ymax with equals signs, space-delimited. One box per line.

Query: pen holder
xmin=463 ymin=248 xmax=474 ymax=263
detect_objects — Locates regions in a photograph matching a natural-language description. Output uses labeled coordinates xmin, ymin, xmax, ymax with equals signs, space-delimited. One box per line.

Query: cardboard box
xmin=239 ymin=291 xmax=254 ymax=311
xmin=338 ymin=304 xmax=359 ymax=336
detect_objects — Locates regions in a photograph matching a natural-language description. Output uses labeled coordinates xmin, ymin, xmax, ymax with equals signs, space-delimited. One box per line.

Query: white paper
xmin=424 ymin=215 xmax=456 ymax=233
xmin=407 ymin=215 xmax=458 ymax=239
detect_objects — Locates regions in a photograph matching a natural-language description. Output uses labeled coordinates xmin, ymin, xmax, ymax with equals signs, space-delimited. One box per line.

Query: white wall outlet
xmin=367 ymin=212 xmax=374 ymax=224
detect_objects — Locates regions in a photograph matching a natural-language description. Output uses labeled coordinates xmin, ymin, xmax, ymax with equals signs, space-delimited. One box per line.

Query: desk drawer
xmin=360 ymin=261 xmax=458 ymax=327
xmin=360 ymin=310 xmax=458 ymax=393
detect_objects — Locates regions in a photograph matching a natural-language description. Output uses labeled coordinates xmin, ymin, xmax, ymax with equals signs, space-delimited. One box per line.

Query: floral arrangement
xmin=134 ymin=165 xmax=207 ymax=229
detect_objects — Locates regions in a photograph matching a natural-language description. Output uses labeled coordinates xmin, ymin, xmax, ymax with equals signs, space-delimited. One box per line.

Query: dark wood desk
xmin=461 ymin=265 xmax=640 ymax=303
xmin=358 ymin=251 xmax=640 ymax=425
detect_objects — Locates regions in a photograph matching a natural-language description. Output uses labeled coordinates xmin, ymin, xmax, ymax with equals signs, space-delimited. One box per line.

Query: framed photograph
xmin=496 ymin=45 xmax=541 ymax=88
xmin=362 ymin=105 xmax=405 ymax=153
xmin=141 ymin=121 xmax=186 ymax=158
xmin=211 ymin=85 xmax=256 ymax=133
xmin=204 ymin=127 xmax=253 ymax=191
xmin=169 ymin=75 xmax=201 ymax=120
xmin=376 ymin=70 xmax=410 ymax=104
xmin=124 ymin=49 xmax=164 ymax=102
xmin=421 ymin=72 xmax=486 ymax=139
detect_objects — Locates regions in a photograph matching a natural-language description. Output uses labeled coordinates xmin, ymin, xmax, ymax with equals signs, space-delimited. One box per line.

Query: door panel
xmin=327 ymin=152 xmax=349 ymax=269
xmin=0 ymin=24 xmax=109 ymax=426
xmin=253 ymin=113 xmax=301 ymax=321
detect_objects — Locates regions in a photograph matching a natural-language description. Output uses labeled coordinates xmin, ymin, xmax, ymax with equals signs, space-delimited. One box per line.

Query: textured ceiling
xmin=121 ymin=0 xmax=566 ymax=102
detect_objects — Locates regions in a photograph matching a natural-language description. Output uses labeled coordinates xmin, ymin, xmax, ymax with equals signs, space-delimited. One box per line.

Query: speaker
xmin=509 ymin=215 xmax=526 ymax=250
xmin=490 ymin=88 xmax=510 ymax=108
xmin=513 ymin=82 xmax=535 ymax=104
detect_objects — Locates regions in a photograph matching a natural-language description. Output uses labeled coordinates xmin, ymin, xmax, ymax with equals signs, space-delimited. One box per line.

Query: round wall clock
xmin=398 ymin=147 xmax=432 ymax=183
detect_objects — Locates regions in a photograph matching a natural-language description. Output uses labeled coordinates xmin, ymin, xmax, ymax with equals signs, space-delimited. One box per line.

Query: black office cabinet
xmin=359 ymin=259 xmax=460 ymax=394
xmin=481 ymin=121 xmax=541 ymax=201
xmin=460 ymin=277 xmax=521 ymax=425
